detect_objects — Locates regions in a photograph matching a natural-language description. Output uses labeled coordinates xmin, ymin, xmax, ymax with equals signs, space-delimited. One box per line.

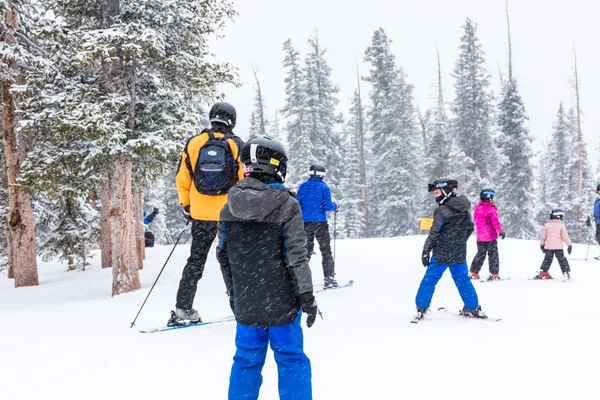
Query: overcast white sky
xmin=211 ymin=0 xmax=600 ymax=167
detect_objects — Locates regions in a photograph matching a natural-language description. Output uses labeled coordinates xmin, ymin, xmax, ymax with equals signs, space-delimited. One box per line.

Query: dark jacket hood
xmin=227 ymin=177 xmax=289 ymax=221
xmin=443 ymin=194 xmax=471 ymax=213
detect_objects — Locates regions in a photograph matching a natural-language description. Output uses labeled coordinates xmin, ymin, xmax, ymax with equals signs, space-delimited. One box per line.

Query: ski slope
xmin=2 ymin=236 xmax=600 ymax=400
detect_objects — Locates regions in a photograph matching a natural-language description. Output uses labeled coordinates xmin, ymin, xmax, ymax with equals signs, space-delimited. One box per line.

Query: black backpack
xmin=188 ymin=130 xmax=240 ymax=195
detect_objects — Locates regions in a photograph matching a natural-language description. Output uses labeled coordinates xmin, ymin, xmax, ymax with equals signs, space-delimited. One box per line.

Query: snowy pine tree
xmin=281 ymin=39 xmax=314 ymax=188
xmin=303 ymin=35 xmax=344 ymax=200
xmin=19 ymin=0 xmax=237 ymax=294
xmin=338 ymin=89 xmax=367 ymax=238
xmin=451 ymin=18 xmax=496 ymax=200
xmin=495 ymin=79 xmax=536 ymax=239
xmin=251 ymin=67 xmax=269 ymax=137
xmin=364 ymin=28 xmax=421 ymax=236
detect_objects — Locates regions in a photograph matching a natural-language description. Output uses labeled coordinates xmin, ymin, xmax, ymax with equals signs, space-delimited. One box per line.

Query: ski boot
xmin=487 ymin=274 xmax=500 ymax=281
xmin=470 ymin=272 xmax=480 ymax=280
xmin=324 ymin=276 xmax=339 ymax=289
xmin=533 ymin=271 xmax=552 ymax=280
xmin=563 ymin=271 xmax=572 ymax=281
xmin=167 ymin=308 xmax=202 ymax=327
xmin=459 ymin=305 xmax=487 ymax=319
xmin=413 ymin=306 xmax=428 ymax=320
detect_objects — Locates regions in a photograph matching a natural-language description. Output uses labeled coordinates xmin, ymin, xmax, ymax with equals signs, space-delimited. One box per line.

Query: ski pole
xmin=130 ymin=220 xmax=190 ymax=328
xmin=333 ymin=210 xmax=337 ymax=266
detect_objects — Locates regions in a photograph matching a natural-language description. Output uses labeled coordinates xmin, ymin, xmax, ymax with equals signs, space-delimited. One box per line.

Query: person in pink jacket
xmin=469 ymin=188 xmax=505 ymax=280
xmin=534 ymin=209 xmax=572 ymax=280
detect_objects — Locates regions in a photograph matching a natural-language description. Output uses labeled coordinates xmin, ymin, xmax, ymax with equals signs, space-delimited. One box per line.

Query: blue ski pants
xmin=415 ymin=257 xmax=479 ymax=310
xmin=228 ymin=311 xmax=312 ymax=400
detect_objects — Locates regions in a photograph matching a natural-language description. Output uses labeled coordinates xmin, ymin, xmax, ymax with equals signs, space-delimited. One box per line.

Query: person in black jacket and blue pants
xmin=217 ymin=136 xmax=317 ymax=400
xmin=296 ymin=164 xmax=339 ymax=288
xmin=414 ymin=178 xmax=487 ymax=320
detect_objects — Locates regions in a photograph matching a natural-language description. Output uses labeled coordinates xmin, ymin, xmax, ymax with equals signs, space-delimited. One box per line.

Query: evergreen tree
xmin=19 ymin=0 xmax=237 ymax=294
xmin=251 ymin=68 xmax=269 ymax=137
xmin=281 ymin=39 xmax=314 ymax=188
xmin=36 ymin=192 xmax=99 ymax=270
xmin=248 ymin=112 xmax=258 ymax=140
xmin=535 ymin=144 xmax=552 ymax=230
xmin=542 ymin=103 xmax=592 ymax=240
xmin=270 ymin=111 xmax=283 ymax=143
xmin=364 ymin=28 xmax=421 ymax=236
xmin=339 ymin=89 xmax=367 ymax=238
xmin=303 ymin=34 xmax=343 ymax=200
xmin=495 ymin=79 xmax=536 ymax=239
xmin=451 ymin=18 xmax=496 ymax=200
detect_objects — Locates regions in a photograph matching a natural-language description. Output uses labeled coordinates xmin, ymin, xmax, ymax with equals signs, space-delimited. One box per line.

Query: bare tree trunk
xmin=133 ymin=188 xmax=144 ymax=270
xmin=2 ymin=2 xmax=38 ymax=287
xmin=100 ymin=186 xmax=112 ymax=268
xmin=106 ymin=159 xmax=140 ymax=296
xmin=573 ymin=45 xmax=583 ymax=241
xmin=7 ymin=228 xmax=13 ymax=278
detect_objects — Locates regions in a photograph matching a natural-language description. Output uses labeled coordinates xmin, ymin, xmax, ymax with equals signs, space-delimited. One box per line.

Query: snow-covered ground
xmin=2 ymin=236 xmax=600 ymax=399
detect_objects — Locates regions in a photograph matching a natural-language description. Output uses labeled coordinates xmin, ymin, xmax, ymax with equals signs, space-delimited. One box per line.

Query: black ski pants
xmin=469 ymin=240 xmax=499 ymax=275
xmin=540 ymin=249 xmax=570 ymax=273
xmin=596 ymin=224 xmax=600 ymax=245
xmin=176 ymin=220 xmax=217 ymax=310
xmin=304 ymin=222 xmax=335 ymax=279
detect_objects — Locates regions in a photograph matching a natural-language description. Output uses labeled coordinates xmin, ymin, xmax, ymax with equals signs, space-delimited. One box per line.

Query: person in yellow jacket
xmin=169 ymin=102 xmax=244 ymax=327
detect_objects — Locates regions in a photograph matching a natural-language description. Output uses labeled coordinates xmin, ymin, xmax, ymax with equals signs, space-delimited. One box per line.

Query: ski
xmin=139 ymin=316 xmax=235 ymax=334
xmin=437 ymin=307 xmax=502 ymax=322
xmin=314 ymin=279 xmax=354 ymax=293
xmin=479 ymin=276 xmax=511 ymax=282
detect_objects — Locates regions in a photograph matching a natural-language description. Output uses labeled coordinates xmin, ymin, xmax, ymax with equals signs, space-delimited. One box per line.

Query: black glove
xmin=586 ymin=216 xmax=591 ymax=227
xmin=152 ymin=207 xmax=160 ymax=215
xmin=540 ymin=244 xmax=545 ymax=254
xmin=299 ymin=292 xmax=318 ymax=328
xmin=499 ymin=232 xmax=505 ymax=240
xmin=182 ymin=205 xmax=191 ymax=221
xmin=421 ymin=252 xmax=430 ymax=267
xmin=334 ymin=203 xmax=339 ymax=213
xmin=567 ymin=245 xmax=572 ymax=255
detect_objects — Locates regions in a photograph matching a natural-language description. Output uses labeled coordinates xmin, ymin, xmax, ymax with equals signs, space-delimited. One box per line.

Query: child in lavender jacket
xmin=469 ymin=188 xmax=505 ymax=280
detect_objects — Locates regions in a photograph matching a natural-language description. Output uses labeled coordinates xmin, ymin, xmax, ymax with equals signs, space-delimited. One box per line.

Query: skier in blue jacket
xmin=296 ymin=164 xmax=339 ymax=288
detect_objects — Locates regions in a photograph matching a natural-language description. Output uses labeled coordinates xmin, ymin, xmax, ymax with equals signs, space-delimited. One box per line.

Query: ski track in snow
xmin=1 ymin=236 xmax=599 ymax=399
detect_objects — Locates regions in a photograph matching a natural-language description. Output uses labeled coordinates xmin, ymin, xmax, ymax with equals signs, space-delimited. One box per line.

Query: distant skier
xmin=170 ymin=102 xmax=244 ymax=327
xmin=414 ymin=178 xmax=487 ymax=320
xmin=217 ymin=136 xmax=317 ymax=400
xmin=143 ymin=208 xmax=159 ymax=247
xmin=592 ymin=184 xmax=600 ymax=249
xmin=469 ymin=188 xmax=505 ymax=280
xmin=296 ymin=164 xmax=339 ymax=288
xmin=534 ymin=209 xmax=572 ymax=280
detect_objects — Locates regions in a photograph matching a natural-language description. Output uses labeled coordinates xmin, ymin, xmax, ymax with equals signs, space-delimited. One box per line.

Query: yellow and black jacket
xmin=176 ymin=130 xmax=244 ymax=221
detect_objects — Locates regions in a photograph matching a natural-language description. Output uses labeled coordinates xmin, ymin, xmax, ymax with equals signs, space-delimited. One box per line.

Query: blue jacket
xmin=296 ymin=177 xmax=338 ymax=222
xmin=594 ymin=198 xmax=600 ymax=224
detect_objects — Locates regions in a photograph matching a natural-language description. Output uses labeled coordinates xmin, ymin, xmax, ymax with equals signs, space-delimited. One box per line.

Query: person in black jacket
xmin=217 ymin=135 xmax=317 ymax=400
xmin=414 ymin=178 xmax=487 ymax=320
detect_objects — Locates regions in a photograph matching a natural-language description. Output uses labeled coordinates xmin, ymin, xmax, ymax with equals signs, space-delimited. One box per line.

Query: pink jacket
xmin=473 ymin=201 xmax=503 ymax=242
xmin=540 ymin=220 xmax=572 ymax=250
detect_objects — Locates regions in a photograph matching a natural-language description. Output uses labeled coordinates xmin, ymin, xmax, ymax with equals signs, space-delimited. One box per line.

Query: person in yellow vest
xmin=169 ymin=102 xmax=244 ymax=327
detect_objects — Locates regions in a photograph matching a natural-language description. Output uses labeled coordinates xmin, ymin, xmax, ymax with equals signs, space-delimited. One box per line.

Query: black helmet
xmin=596 ymin=184 xmax=600 ymax=192
xmin=480 ymin=188 xmax=496 ymax=201
xmin=428 ymin=178 xmax=458 ymax=204
xmin=209 ymin=102 xmax=236 ymax=129
xmin=309 ymin=164 xmax=326 ymax=178
xmin=550 ymin=209 xmax=565 ymax=221
xmin=241 ymin=136 xmax=288 ymax=183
